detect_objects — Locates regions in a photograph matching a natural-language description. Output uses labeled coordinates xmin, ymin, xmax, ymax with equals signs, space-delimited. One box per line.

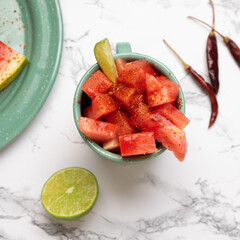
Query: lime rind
xmin=41 ymin=167 xmax=99 ymax=220
xmin=94 ymin=38 xmax=118 ymax=83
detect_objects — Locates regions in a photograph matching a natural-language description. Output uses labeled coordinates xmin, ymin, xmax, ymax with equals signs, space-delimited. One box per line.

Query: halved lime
xmin=94 ymin=38 xmax=118 ymax=83
xmin=41 ymin=167 xmax=98 ymax=220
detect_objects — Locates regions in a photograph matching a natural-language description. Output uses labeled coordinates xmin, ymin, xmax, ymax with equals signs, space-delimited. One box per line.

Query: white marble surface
xmin=1 ymin=0 xmax=240 ymax=239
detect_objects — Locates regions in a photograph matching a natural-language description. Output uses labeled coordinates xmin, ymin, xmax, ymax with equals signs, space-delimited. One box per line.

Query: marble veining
xmin=1 ymin=178 xmax=240 ymax=239
xmin=0 ymin=0 xmax=240 ymax=239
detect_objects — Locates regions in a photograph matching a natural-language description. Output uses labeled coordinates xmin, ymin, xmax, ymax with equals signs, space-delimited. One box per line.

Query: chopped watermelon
xmin=115 ymin=57 xmax=127 ymax=74
xmin=125 ymin=59 xmax=157 ymax=76
xmin=125 ymin=93 xmax=146 ymax=114
xmin=130 ymin=104 xmax=187 ymax=161
xmin=150 ymin=112 xmax=187 ymax=162
xmin=146 ymin=74 xmax=180 ymax=108
xmin=152 ymin=103 xmax=190 ymax=129
xmin=80 ymin=55 xmax=188 ymax=161
xmin=129 ymin=103 xmax=152 ymax=130
xmin=88 ymin=93 xmax=118 ymax=120
xmin=117 ymin=60 xmax=156 ymax=92
xmin=157 ymin=75 xmax=180 ymax=104
xmin=103 ymin=137 xmax=120 ymax=152
xmin=105 ymin=110 xmax=137 ymax=136
xmin=78 ymin=117 xmax=117 ymax=143
xmin=82 ymin=70 xmax=113 ymax=99
xmin=117 ymin=66 xmax=146 ymax=93
xmin=119 ymin=132 xmax=157 ymax=156
xmin=112 ymin=84 xmax=136 ymax=109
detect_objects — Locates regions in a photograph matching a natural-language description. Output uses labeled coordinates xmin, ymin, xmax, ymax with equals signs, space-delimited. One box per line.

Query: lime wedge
xmin=41 ymin=167 xmax=98 ymax=220
xmin=94 ymin=38 xmax=118 ymax=83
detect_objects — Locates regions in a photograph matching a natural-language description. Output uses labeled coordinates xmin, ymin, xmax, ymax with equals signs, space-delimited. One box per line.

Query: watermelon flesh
xmin=115 ymin=57 xmax=127 ymax=74
xmin=152 ymin=103 xmax=190 ymax=129
xmin=146 ymin=74 xmax=180 ymax=108
xmin=130 ymin=105 xmax=187 ymax=161
xmin=78 ymin=117 xmax=117 ymax=143
xmin=124 ymin=93 xmax=146 ymax=114
xmin=119 ymin=132 xmax=157 ymax=156
xmin=105 ymin=110 xmax=137 ymax=136
xmin=81 ymin=70 xmax=113 ymax=99
xmin=125 ymin=59 xmax=157 ymax=76
xmin=112 ymin=84 xmax=136 ymax=110
xmin=85 ymin=93 xmax=118 ymax=120
xmin=117 ymin=66 xmax=146 ymax=93
xmin=150 ymin=112 xmax=187 ymax=161
xmin=157 ymin=75 xmax=180 ymax=104
xmin=0 ymin=41 xmax=28 ymax=91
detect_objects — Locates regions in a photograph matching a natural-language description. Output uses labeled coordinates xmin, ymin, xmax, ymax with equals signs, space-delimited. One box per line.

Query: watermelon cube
xmin=125 ymin=93 xmax=146 ymax=114
xmin=115 ymin=57 xmax=127 ymax=74
xmin=157 ymin=75 xmax=180 ymax=103
xmin=129 ymin=103 xmax=152 ymax=130
xmin=119 ymin=132 xmax=157 ymax=156
xmin=89 ymin=93 xmax=118 ymax=120
xmin=150 ymin=112 xmax=187 ymax=162
xmin=105 ymin=110 xmax=137 ymax=136
xmin=152 ymin=103 xmax=190 ymax=129
xmin=78 ymin=117 xmax=117 ymax=143
xmin=130 ymin=105 xmax=187 ymax=161
xmin=112 ymin=84 xmax=136 ymax=110
xmin=146 ymin=74 xmax=180 ymax=108
xmin=117 ymin=66 xmax=146 ymax=93
xmin=82 ymin=70 xmax=113 ymax=99
xmin=125 ymin=59 xmax=157 ymax=76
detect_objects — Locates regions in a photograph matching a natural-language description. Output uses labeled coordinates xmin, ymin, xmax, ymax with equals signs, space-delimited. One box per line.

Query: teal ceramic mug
xmin=73 ymin=42 xmax=185 ymax=164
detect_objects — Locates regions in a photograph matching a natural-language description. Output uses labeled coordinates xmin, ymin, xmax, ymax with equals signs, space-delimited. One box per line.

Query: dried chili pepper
xmin=189 ymin=16 xmax=240 ymax=68
xmin=163 ymin=39 xmax=218 ymax=128
xmin=206 ymin=0 xmax=219 ymax=94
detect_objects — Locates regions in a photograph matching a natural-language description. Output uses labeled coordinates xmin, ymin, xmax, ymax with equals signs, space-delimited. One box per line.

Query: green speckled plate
xmin=0 ymin=0 xmax=63 ymax=149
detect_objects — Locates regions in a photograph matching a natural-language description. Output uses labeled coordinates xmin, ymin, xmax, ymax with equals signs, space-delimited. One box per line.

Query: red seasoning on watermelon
xmin=105 ymin=110 xmax=137 ymax=136
xmin=84 ymin=93 xmax=118 ymax=120
xmin=146 ymin=73 xmax=180 ymax=108
xmin=0 ymin=41 xmax=28 ymax=91
xmin=152 ymin=103 xmax=190 ymax=130
xmin=117 ymin=66 xmax=146 ymax=93
xmin=112 ymin=84 xmax=136 ymax=110
xmin=81 ymin=70 xmax=113 ymax=99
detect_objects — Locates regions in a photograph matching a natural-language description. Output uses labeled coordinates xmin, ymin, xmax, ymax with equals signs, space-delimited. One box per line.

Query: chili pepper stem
xmin=209 ymin=0 xmax=215 ymax=29
xmin=163 ymin=40 xmax=190 ymax=70
xmin=188 ymin=16 xmax=227 ymax=42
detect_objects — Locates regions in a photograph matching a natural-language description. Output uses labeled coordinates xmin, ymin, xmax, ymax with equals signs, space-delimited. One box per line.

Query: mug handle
xmin=116 ymin=42 xmax=132 ymax=54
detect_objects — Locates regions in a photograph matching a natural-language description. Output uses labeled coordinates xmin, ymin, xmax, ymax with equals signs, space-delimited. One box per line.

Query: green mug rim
xmin=73 ymin=48 xmax=185 ymax=165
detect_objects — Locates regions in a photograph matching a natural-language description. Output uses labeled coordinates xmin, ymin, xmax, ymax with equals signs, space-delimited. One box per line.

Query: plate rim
xmin=0 ymin=0 xmax=63 ymax=150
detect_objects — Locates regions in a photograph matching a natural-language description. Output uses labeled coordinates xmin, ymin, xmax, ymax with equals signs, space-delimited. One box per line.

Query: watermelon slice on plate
xmin=0 ymin=41 xmax=28 ymax=91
